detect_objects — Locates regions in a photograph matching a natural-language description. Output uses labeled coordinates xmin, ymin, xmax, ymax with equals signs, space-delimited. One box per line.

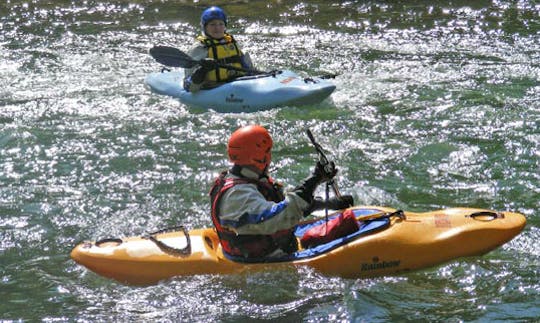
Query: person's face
xmin=205 ymin=19 xmax=226 ymax=39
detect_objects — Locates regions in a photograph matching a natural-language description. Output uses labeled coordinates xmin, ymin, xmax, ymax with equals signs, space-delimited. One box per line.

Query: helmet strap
xmin=230 ymin=165 xmax=267 ymax=180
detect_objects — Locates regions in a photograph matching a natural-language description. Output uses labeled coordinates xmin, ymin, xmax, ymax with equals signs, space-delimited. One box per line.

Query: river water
xmin=1 ymin=0 xmax=539 ymax=321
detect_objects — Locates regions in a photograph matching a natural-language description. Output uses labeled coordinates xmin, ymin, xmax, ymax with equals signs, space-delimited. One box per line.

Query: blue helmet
xmin=201 ymin=6 xmax=227 ymax=29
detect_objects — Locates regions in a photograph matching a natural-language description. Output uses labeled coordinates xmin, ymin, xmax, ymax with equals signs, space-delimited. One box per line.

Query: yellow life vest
xmin=196 ymin=33 xmax=245 ymax=82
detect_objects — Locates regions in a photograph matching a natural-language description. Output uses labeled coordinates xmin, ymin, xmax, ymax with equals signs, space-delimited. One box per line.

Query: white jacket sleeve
xmin=218 ymin=183 xmax=309 ymax=235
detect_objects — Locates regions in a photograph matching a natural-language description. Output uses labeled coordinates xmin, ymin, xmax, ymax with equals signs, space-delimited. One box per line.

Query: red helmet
xmin=227 ymin=125 xmax=272 ymax=172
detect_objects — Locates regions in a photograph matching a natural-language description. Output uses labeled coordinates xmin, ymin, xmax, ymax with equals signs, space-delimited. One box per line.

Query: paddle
xmin=317 ymin=73 xmax=339 ymax=79
xmin=149 ymin=46 xmax=199 ymax=68
xmin=310 ymin=209 xmax=406 ymax=222
xmin=149 ymin=45 xmax=266 ymax=74
xmin=149 ymin=45 xmax=339 ymax=79
xmin=306 ymin=129 xmax=342 ymax=198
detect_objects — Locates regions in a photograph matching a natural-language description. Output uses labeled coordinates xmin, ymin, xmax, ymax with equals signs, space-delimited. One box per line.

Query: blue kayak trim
xmin=223 ymin=208 xmax=390 ymax=264
xmin=220 ymin=200 xmax=289 ymax=228
xmin=144 ymin=70 xmax=336 ymax=113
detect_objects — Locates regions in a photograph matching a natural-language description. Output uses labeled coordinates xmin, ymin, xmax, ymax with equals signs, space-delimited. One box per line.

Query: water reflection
xmin=0 ymin=0 xmax=538 ymax=321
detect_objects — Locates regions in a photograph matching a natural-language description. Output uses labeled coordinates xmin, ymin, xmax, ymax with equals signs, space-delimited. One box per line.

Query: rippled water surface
xmin=1 ymin=1 xmax=539 ymax=321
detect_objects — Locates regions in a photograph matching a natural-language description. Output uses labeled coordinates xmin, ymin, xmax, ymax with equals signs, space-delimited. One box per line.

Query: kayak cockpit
xmin=223 ymin=209 xmax=397 ymax=264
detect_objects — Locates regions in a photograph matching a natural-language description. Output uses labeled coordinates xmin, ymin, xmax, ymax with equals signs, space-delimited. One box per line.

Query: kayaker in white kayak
xmin=209 ymin=125 xmax=354 ymax=259
xmin=184 ymin=6 xmax=254 ymax=92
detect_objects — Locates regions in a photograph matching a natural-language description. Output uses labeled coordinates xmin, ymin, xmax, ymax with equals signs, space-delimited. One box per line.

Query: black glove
xmin=191 ymin=59 xmax=217 ymax=84
xmin=294 ymin=161 xmax=339 ymax=204
xmin=303 ymin=195 xmax=354 ymax=216
xmin=324 ymin=195 xmax=354 ymax=210
xmin=191 ymin=67 xmax=206 ymax=84
xmin=313 ymin=161 xmax=337 ymax=184
xmin=199 ymin=58 xmax=217 ymax=70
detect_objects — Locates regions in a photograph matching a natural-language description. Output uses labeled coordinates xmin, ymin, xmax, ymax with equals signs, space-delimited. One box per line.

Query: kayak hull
xmin=144 ymin=70 xmax=336 ymax=113
xmin=71 ymin=206 xmax=526 ymax=285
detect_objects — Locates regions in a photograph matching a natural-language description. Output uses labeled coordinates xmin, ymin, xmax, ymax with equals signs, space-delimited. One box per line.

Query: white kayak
xmin=144 ymin=70 xmax=336 ymax=113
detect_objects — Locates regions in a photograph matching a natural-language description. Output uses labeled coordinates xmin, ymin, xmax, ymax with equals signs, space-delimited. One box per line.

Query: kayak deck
xmin=71 ymin=206 xmax=526 ymax=285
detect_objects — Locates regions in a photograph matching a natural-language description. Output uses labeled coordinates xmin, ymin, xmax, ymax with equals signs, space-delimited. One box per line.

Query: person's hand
xmin=295 ymin=161 xmax=338 ymax=205
xmin=191 ymin=67 xmax=207 ymax=84
xmin=199 ymin=58 xmax=217 ymax=71
xmin=190 ymin=59 xmax=218 ymax=84
xmin=313 ymin=161 xmax=337 ymax=183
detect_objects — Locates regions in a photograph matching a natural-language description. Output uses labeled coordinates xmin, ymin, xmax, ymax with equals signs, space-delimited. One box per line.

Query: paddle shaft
xmin=306 ymin=129 xmax=342 ymax=198
xmin=309 ymin=209 xmax=405 ymax=223
xmin=149 ymin=46 xmax=338 ymax=79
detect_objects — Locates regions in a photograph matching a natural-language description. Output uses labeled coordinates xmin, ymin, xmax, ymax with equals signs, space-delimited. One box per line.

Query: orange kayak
xmin=70 ymin=206 xmax=526 ymax=285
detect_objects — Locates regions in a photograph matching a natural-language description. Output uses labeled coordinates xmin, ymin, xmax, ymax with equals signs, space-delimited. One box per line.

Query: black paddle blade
xmin=319 ymin=73 xmax=339 ymax=79
xmin=149 ymin=46 xmax=199 ymax=68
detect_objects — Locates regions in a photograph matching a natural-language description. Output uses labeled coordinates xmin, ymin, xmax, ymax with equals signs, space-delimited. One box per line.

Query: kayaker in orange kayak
xmin=209 ymin=125 xmax=354 ymax=259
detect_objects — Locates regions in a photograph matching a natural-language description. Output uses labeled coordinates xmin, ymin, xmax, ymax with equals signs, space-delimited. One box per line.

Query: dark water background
xmin=1 ymin=0 xmax=539 ymax=321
